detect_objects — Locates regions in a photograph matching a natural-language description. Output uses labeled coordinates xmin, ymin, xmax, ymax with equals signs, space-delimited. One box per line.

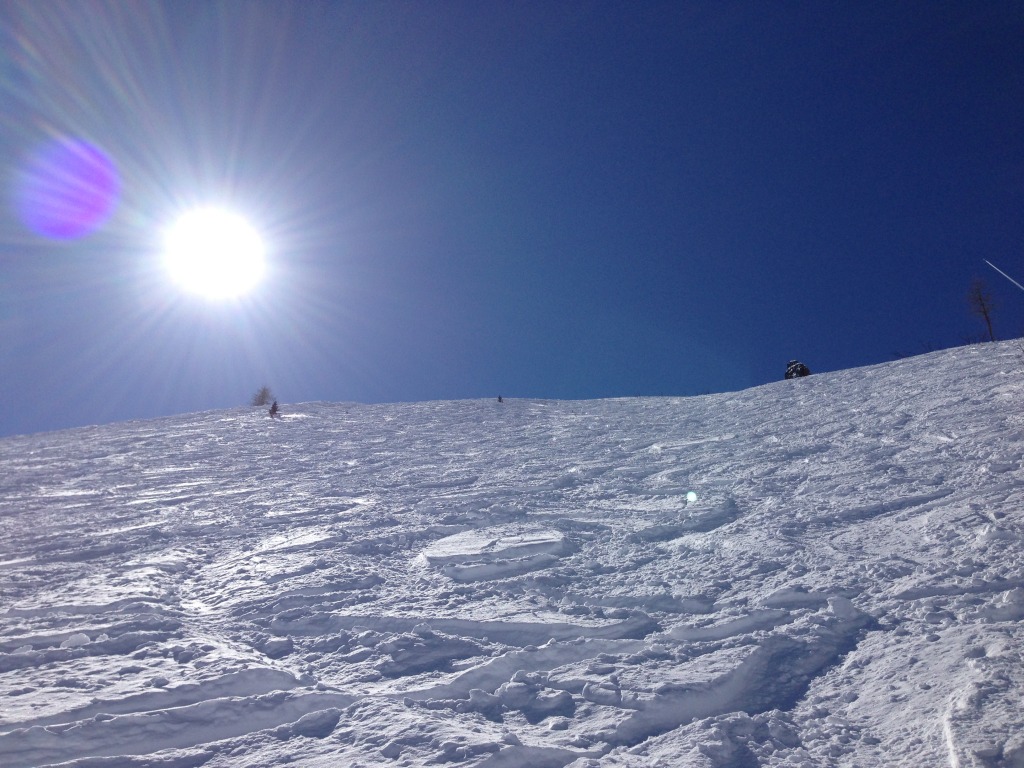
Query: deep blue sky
xmin=1 ymin=1 xmax=1022 ymax=437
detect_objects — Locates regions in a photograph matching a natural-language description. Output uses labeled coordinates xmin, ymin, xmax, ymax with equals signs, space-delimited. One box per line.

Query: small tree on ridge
xmin=968 ymin=279 xmax=997 ymax=342
xmin=251 ymin=386 xmax=275 ymax=407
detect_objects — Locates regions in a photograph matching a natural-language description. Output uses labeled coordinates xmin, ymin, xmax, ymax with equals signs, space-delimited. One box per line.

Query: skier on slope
xmin=269 ymin=400 xmax=279 ymax=418
xmin=785 ymin=360 xmax=811 ymax=379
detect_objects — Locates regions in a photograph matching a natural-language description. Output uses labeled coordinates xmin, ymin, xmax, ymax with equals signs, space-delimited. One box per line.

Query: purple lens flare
xmin=15 ymin=137 xmax=120 ymax=239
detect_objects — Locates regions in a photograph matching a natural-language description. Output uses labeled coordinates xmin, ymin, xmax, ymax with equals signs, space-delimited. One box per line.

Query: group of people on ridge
xmin=785 ymin=360 xmax=811 ymax=379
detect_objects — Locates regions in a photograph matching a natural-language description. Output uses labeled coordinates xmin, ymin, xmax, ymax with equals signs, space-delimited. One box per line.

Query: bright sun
xmin=162 ymin=207 xmax=266 ymax=299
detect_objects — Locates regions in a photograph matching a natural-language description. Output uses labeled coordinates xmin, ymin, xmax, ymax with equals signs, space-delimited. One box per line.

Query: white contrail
xmin=985 ymin=260 xmax=1024 ymax=293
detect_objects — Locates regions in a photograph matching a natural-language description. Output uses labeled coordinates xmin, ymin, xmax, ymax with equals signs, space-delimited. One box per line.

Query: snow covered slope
xmin=2 ymin=343 xmax=1023 ymax=767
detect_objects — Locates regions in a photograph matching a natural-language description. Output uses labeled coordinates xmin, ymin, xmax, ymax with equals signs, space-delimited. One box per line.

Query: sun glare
xmin=163 ymin=208 xmax=266 ymax=299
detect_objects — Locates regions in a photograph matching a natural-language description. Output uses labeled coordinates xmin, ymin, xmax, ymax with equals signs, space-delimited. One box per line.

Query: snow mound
xmin=420 ymin=525 xmax=569 ymax=581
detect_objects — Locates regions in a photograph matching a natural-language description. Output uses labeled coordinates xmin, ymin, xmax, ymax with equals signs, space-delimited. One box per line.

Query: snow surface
xmin=2 ymin=343 xmax=1024 ymax=767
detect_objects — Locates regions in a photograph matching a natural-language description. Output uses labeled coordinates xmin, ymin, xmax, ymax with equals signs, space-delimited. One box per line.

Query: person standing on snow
xmin=269 ymin=401 xmax=279 ymax=418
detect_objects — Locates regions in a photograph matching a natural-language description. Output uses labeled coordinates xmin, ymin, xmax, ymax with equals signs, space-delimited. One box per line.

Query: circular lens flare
xmin=15 ymin=137 xmax=120 ymax=240
xmin=163 ymin=207 xmax=266 ymax=299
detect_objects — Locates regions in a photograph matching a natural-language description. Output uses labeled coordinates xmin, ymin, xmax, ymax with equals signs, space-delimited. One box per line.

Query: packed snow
xmin=2 ymin=343 xmax=1023 ymax=767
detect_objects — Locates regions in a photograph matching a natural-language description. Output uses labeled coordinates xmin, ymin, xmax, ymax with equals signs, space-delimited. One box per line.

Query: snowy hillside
xmin=2 ymin=343 xmax=1023 ymax=767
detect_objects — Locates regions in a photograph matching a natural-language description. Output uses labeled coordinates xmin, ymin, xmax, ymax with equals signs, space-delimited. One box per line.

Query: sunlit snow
xmin=2 ymin=343 xmax=1023 ymax=767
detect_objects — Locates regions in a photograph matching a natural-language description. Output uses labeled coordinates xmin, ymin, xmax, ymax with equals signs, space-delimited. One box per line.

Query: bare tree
xmin=968 ymin=279 xmax=997 ymax=342
xmin=251 ymin=386 xmax=275 ymax=407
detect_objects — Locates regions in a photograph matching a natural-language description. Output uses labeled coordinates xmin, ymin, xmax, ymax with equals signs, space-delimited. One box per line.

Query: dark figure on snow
xmin=785 ymin=360 xmax=811 ymax=379
xmin=497 ymin=395 xmax=503 ymax=403
xmin=269 ymin=401 xmax=279 ymax=418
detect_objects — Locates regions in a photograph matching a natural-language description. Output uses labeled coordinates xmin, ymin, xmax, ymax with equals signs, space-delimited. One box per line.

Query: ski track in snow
xmin=2 ymin=343 xmax=1024 ymax=766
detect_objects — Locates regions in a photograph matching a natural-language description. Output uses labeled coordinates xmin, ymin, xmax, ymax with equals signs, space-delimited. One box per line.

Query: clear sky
xmin=1 ymin=1 xmax=1022 ymax=437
